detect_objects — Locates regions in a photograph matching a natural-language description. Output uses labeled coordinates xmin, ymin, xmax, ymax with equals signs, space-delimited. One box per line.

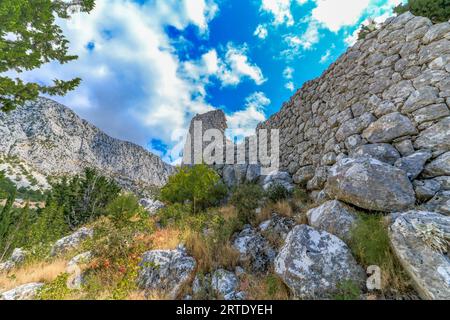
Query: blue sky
xmin=17 ymin=0 xmax=406 ymax=164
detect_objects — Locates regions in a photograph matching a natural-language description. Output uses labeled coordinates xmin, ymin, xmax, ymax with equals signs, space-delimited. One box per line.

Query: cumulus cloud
xmin=227 ymin=92 xmax=270 ymax=139
xmin=254 ymin=24 xmax=269 ymax=39
xmin=311 ymin=0 xmax=371 ymax=32
xmin=261 ymin=0 xmax=295 ymax=26
xmin=283 ymin=67 xmax=295 ymax=91
xmin=182 ymin=43 xmax=266 ymax=87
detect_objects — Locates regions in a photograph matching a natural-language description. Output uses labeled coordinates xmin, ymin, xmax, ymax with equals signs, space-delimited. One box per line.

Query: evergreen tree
xmin=0 ymin=0 xmax=95 ymax=112
xmin=0 ymin=190 xmax=16 ymax=248
xmin=48 ymin=168 xmax=121 ymax=229
xmin=394 ymin=0 xmax=450 ymax=23
xmin=31 ymin=202 xmax=68 ymax=246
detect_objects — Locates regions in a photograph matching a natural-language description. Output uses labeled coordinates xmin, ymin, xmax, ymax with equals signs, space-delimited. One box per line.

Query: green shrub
xmin=394 ymin=0 xmax=450 ymax=23
xmin=30 ymin=202 xmax=70 ymax=247
xmin=357 ymin=19 xmax=378 ymax=40
xmin=332 ymin=280 xmax=362 ymax=300
xmin=266 ymin=183 xmax=291 ymax=203
xmin=37 ymin=273 xmax=72 ymax=300
xmin=48 ymin=168 xmax=121 ymax=229
xmin=349 ymin=214 xmax=415 ymax=296
xmin=105 ymin=193 xmax=145 ymax=226
xmin=350 ymin=214 xmax=391 ymax=267
xmin=160 ymin=165 xmax=227 ymax=213
xmin=230 ymin=183 xmax=265 ymax=224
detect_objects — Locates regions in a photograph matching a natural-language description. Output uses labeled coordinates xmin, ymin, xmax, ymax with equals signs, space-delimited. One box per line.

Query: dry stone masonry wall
xmin=257 ymin=12 xmax=450 ymax=211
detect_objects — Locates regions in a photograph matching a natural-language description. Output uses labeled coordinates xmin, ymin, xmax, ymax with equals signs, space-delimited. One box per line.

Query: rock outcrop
xmin=306 ymin=200 xmax=358 ymax=241
xmin=137 ymin=246 xmax=196 ymax=299
xmin=50 ymin=227 xmax=94 ymax=256
xmin=0 ymin=98 xmax=174 ymax=193
xmin=0 ymin=283 xmax=44 ymax=300
xmin=232 ymin=225 xmax=277 ymax=274
xmin=0 ymin=248 xmax=28 ymax=274
xmin=274 ymin=225 xmax=366 ymax=299
xmin=388 ymin=211 xmax=450 ymax=300
xmin=325 ymin=157 xmax=416 ymax=212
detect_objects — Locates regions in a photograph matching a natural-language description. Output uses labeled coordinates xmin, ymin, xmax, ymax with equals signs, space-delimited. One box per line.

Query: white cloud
xmin=285 ymin=82 xmax=295 ymax=91
xmin=227 ymin=92 xmax=270 ymax=138
xmin=218 ymin=44 xmax=266 ymax=86
xmin=283 ymin=67 xmax=294 ymax=79
xmin=182 ymin=44 xmax=266 ymax=87
xmin=284 ymin=19 xmax=320 ymax=53
xmin=311 ymin=0 xmax=371 ymax=32
xmin=254 ymin=24 xmax=269 ymax=39
xmin=261 ymin=0 xmax=294 ymax=26
xmin=319 ymin=49 xmax=331 ymax=63
xmin=283 ymin=67 xmax=295 ymax=91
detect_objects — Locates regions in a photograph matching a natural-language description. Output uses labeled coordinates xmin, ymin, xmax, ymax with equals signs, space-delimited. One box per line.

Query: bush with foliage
xmin=48 ymin=168 xmax=121 ymax=229
xmin=357 ymin=19 xmax=379 ymax=40
xmin=160 ymin=165 xmax=227 ymax=213
xmin=266 ymin=183 xmax=292 ymax=203
xmin=0 ymin=0 xmax=96 ymax=112
xmin=230 ymin=183 xmax=265 ymax=224
xmin=394 ymin=0 xmax=450 ymax=23
xmin=332 ymin=280 xmax=362 ymax=300
xmin=350 ymin=214 xmax=415 ymax=296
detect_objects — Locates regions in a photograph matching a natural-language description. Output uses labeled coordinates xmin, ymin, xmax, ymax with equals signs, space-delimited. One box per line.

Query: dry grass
xmin=256 ymin=200 xmax=294 ymax=225
xmin=184 ymin=230 xmax=240 ymax=274
xmin=218 ymin=205 xmax=238 ymax=221
xmin=148 ymin=228 xmax=181 ymax=250
xmin=126 ymin=290 xmax=148 ymax=300
xmin=239 ymin=273 xmax=291 ymax=300
xmin=0 ymin=259 xmax=68 ymax=292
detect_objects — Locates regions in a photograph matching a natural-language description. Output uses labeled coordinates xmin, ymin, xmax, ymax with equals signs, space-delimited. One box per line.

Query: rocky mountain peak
xmin=0 ymin=97 xmax=174 ymax=193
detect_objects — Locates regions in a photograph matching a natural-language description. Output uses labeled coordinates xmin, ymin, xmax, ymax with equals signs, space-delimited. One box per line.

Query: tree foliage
xmin=0 ymin=0 xmax=95 ymax=112
xmin=160 ymin=165 xmax=227 ymax=213
xmin=394 ymin=0 xmax=450 ymax=23
xmin=48 ymin=168 xmax=121 ymax=229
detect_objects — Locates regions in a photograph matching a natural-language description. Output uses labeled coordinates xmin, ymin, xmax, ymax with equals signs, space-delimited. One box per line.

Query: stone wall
xmin=257 ymin=12 xmax=450 ymax=201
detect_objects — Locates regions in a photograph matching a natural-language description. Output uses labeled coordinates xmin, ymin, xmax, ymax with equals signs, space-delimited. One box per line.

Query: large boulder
xmin=388 ymin=211 xmax=450 ymax=300
xmin=258 ymin=213 xmax=296 ymax=246
xmin=326 ymin=157 xmax=416 ymax=212
xmin=306 ymin=200 xmax=358 ymax=242
xmin=139 ymin=198 xmax=165 ymax=216
xmin=50 ymin=227 xmax=94 ymax=256
xmin=232 ymin=226 xmax=276 ymax=274
xmin=192 ymin=270 xmax=245 ymax=300
xmin=414 ymin=117 xmax=450 ymax=151
xmin=211 ymin=269 xmax=245 ymax=300
xmin=66 ymin=251 xmax=93 ymax=290
xmin=0 ymin=283 xmax=44 ymax=300
xmin=423 ymin=152 xmax=450 ymax=178
xmin=423 ymin=191 xmax=450 ymax=215
xmin=262 ymin=171 xmax=295 ymax=191
xmin=350 ymin=143 xmax=400 ymax=165
xmin=394 ymin=150 xmax=432 ymax=180
xmin=274 ymin=225 xmax=365 ymax=299
xmin=137 ymin=246 xmax=196 ymax=299
xmin=0 ymin=248 xmax=27 ymax=274
xmin=414 ymin=179 xmax=442 ymax=202
xmin=362 ymin=112 xmax=417 ymax=143
xmin=10 ymin=248 xmax=27 ymax=265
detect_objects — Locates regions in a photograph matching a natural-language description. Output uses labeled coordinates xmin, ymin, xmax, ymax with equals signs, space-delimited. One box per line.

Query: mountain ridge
xmin=0 ymin=97 xmax=174 ymax=193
